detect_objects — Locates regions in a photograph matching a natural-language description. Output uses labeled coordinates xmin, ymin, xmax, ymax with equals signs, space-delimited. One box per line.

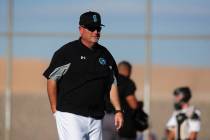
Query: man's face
xmin=118 ymin=64 xmax=130 ymax=77
xmin=174 ymin=93 xmax=184 ymax=103
xmin=79 ymin=25 xmax=101 ymax=44
xmin=173 ymin=93 xmax=185 ymax=110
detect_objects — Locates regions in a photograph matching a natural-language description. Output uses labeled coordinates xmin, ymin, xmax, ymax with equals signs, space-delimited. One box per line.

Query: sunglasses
xmin=82 ymin=25 xmax=102 ymax=32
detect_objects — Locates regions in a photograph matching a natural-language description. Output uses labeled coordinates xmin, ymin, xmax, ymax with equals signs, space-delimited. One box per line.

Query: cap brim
xmin=82 ymin=23 xmax=105 ymax=27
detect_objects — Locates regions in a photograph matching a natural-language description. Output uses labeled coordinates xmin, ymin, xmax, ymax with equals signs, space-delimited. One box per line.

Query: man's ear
xmin=79 ymin=26 xmax=83 ymax=34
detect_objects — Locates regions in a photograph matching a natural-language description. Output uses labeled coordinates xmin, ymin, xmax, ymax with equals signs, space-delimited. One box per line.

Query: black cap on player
xmin=79 ymin=11 xmax=104 ymax=27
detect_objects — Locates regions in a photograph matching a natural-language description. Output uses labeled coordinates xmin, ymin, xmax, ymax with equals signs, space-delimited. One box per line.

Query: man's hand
xmin=115 ymin=112 xmax=124 ymax=130
xmin=109 ymin=84 xmax=123 ymax=129
xmin=52 ymin=107 xmax=57 ymax=114
xmin=47 ymin=79 xmax=57 ymax=114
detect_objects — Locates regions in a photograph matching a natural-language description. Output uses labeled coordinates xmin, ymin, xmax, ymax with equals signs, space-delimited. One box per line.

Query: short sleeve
xmin=189 ymin=119 xmax=201 ymax=132
xmin=104 ymin=48 xmax=119 ymax=85
xmin=166 ymin=113 xmax=177 ymax=130
xmin=189 ymin=110 xmax=201 ymax=132
xmin=125 ymin=80 xmax=136 ymax=96
xmin=43 ymin=51 xmax=70 ymax=81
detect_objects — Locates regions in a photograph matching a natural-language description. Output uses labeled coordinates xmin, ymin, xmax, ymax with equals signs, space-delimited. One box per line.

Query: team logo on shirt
xmin=93 ymin=15 xmax=97 ymax=22
xmin=99 ymin=57 xmax=106 ymax=65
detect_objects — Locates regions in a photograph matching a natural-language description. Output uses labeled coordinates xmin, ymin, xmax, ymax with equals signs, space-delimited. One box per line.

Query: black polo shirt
xmin=43 ymin=38 xmax=118 ymax=119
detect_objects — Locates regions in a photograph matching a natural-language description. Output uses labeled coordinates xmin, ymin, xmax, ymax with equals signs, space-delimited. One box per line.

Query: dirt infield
xmin=0 ymin=94 xmax=58 ymax=140
xmin=0 ymin=59 xmax=210 ymax=139
xmin=0 ymin=94 xmax=209 ymax=140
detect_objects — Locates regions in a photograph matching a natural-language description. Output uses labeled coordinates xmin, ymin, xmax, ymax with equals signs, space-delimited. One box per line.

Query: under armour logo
xmin=81 ymin=56 xmax=86 ymax=60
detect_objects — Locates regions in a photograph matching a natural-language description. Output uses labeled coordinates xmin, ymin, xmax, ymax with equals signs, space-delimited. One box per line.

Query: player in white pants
xmin=43 ymin=11 xmax=123 ymax=140
xmin=54 ymin=111 xmax=102 ymax=140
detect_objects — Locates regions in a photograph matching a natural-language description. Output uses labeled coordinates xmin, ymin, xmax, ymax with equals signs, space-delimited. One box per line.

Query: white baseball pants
xmin=54 ymin=111 xmax=102 ymax=140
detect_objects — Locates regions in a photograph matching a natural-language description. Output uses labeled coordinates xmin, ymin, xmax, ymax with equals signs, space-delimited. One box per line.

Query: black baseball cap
xmin=79 ymin=11 xmax=104 ymax=27
xmin=173 ymin=87 xmax=192 ymax=102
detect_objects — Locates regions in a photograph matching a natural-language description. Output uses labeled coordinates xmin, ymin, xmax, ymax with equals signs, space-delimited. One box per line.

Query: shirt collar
xmin=78 ymin=37 xmax=98 ymax=51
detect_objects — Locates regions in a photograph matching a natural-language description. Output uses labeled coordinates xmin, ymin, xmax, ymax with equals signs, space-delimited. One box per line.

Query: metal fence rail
xmin=1 ymin=32 xmax=210 ymax=40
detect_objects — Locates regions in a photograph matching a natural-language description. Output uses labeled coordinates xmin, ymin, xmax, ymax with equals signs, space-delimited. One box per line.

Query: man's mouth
xmin=92 ymin=36 xmax=100 ymax=38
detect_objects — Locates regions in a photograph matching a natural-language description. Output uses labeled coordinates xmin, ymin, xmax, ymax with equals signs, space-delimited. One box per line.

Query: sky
xmin=1 ymin=0 xmax=210 ymax=68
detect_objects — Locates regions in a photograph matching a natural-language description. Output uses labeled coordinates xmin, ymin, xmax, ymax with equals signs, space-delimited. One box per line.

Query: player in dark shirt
xmin=103 ymin=61 xmax=138 ymax=140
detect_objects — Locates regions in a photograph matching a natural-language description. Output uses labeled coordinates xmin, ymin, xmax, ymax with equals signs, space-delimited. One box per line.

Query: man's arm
xmin=47 ymin=79 xmax=57 ymax=114
xmin=126 ymin=95 xmax=138 ymax=110
xmin=189 ymin=132 xmax=198 ymax=140
xmin=167 ymin=129 xmax=175 ymax=140
xmin=110 ymin=84 xmax=124 ymax=130
xmin=188 ymin=112 xmax=201 ymax=140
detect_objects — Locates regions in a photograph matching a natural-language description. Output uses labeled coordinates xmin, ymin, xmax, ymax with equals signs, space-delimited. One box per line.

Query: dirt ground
xmin=0 ymin=94 xmax=209 ymax=140
xmin=0 ymin=59 xmax=210 ymax=139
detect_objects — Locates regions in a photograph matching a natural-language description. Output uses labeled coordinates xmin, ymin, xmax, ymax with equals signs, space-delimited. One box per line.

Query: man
xmin=166 ymin=87 xmax=201 ymax=140
xmin=103 ymin=61 xmax=138 ymax=140
xmin=43 ymin=11 xmax=123 ymax=140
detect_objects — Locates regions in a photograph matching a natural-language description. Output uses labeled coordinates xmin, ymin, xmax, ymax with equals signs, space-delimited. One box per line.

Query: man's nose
xmin=93 ymin=30 xmax=100 ymax=33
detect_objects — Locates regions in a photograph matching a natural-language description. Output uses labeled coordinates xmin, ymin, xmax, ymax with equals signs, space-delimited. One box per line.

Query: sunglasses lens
xmin=85 ymin=26 xmax=101 ymax=32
